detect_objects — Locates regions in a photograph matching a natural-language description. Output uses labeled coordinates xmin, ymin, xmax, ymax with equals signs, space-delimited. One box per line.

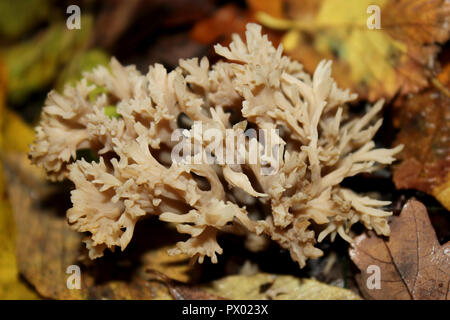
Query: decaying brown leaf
xmin=190 ymin=4 xmax=253 ymax=47
xmin=350 ymin=199 xmax=450 ymax=300
xmin=201 ymin=273 xmax=361 ymax=300
xmin=392 ymin=80 xmax=450 ymax=210
xmin=0 ymin=64 xmax=39 ymax=299
xmin=0 ymin=113 xmax=200 ymax=299
xmin=190 ymin=0 xmax=450 ymax=101
xmin=190 ymin=4 xmax=282 ymax=49
xmin=3 ymin=161 xmax=172 ymax=299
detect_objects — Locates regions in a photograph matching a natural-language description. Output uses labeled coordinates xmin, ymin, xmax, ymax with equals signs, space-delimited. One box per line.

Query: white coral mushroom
xmin=30 ymin=23 xmax=402 ymax=267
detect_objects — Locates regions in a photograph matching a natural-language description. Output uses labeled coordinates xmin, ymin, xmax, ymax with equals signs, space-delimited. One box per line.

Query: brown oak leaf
xmin=350 ymin=199 xmax=450 ymax=300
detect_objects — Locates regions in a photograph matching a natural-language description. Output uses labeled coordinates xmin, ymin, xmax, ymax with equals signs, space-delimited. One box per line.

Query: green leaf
xmin=2 ymin=16 xmax=94 ymax=104
xmin=104 ymin=105 xmax=120 ymax=119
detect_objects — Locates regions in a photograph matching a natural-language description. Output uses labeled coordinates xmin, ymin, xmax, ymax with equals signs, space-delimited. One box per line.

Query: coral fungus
xmin=30 ymin=24 xmax=402 ymax=267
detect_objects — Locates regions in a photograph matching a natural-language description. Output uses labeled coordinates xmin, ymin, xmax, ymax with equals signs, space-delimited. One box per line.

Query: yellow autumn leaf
xmin=202 ymin=273 xmax=361 ymax=300
xmin=254 ymin=0 xmax=450 ymax=101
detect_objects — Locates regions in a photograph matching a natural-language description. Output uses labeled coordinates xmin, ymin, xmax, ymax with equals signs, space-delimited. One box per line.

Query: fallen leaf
xmin=190 ymin=4 xmax=253 ymax=46
xmin=0 ymin=162 xmax=40 ymax=300
xmin=202 ymin=273 xmax=361 ymax=300
xmin=2 ymin=16 xmax=94 ymax=104
xmin=254 ymin=0 xmax=450 ymax=101
xmin=190 ymin=4 xmax=282 ymax=50
xmin=146 ymin=270 xmax=224 ymax=300
xmin=350 ymin=199 xmax=450 ymax=300
xmin=0 ymin=62 xmax=39 ymax=299
xmin=0 ymin=0 xmax=50 ymax=40
xmin=246 ymin=0 xmax=283 ymax=19
xmin=3 ymin=155 xmax=210 ymax=299
xmin=0 ymin=107 xmax=201 ymax=299
xmin=2 ymin=158 xmax=171 ymax=299
xmin=437 ymin=59 xmax=450 ymax=90
xmin=392 ymin=81 xmax=450 ymax=210
xmin=2 ymin=110 xmax=36 ymax=153
xmin=0 ymin=109 xmax=46 ymax=195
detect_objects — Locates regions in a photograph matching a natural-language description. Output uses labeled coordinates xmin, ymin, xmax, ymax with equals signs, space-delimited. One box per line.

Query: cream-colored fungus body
xmin=30 ymin=24 xmax=402 ymax=267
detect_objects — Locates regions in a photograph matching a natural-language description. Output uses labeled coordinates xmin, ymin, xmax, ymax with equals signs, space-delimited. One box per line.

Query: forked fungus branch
xmin=30 ymin=24 xmax=402 ymax=268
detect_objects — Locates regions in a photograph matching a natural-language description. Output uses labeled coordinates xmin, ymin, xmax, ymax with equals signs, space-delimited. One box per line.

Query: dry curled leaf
xmin=392 ymin=81 xmax=450 ymax=210
xmin=254 ymin=0 xmax=450 ymax=101
xmin=350 ymin=199 xmax=450 ymax=300
xmin=202 ymin=273 xmax=361 ymax=300
xmin=0 ymin=67 xmax=39 ymax=299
